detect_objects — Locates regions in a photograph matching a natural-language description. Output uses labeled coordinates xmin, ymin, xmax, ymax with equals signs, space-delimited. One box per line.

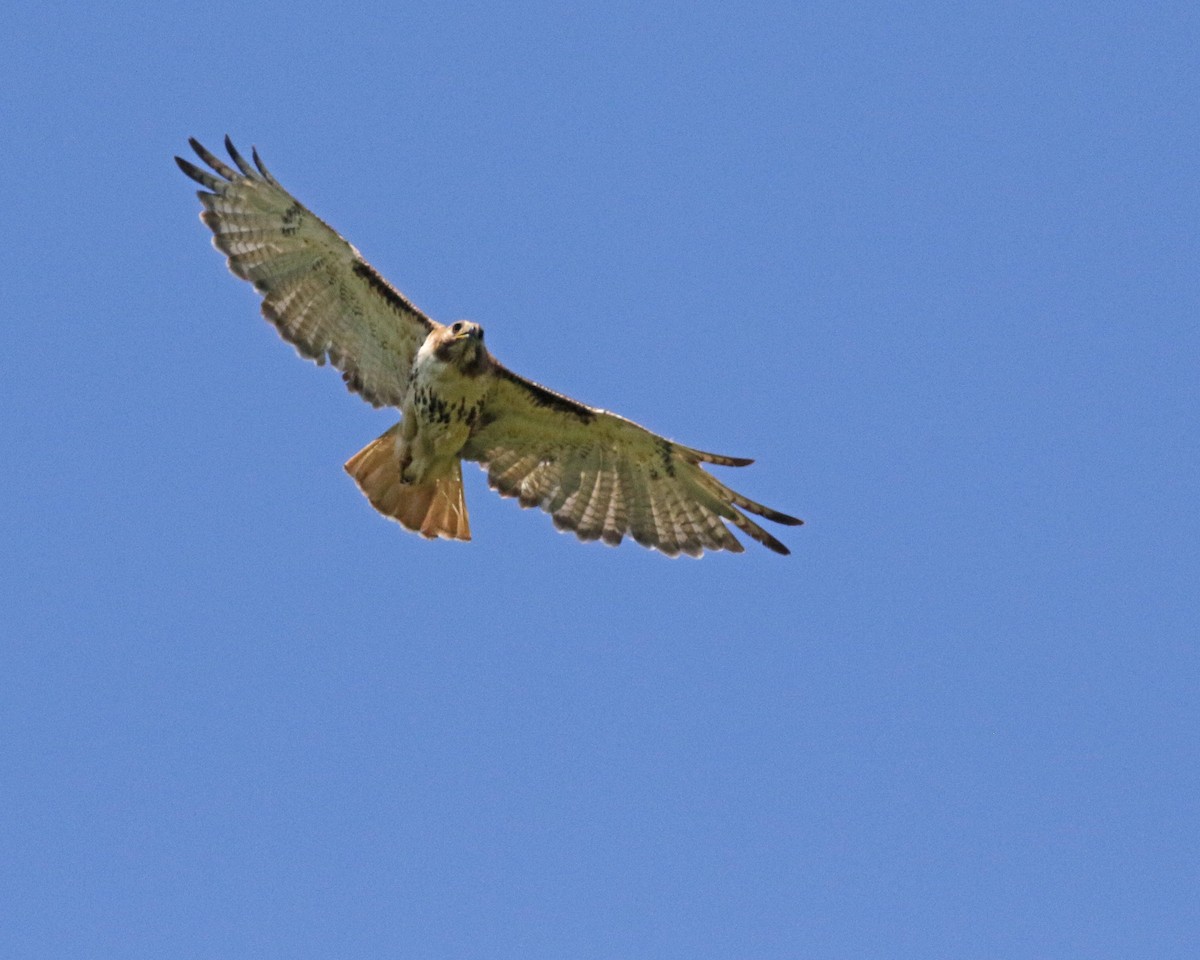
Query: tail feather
xmin=344 ymin=426 xmax=471 ymax=541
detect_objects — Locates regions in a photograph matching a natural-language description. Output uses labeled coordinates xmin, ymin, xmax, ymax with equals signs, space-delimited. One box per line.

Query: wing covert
xmin=176 ymin=136 xmax=435 ymax=408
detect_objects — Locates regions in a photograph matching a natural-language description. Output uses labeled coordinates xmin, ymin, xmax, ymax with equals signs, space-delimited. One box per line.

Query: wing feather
xmin=645 ymin=469 xmax=680 ymax=557
xmin=552 ymin=463 xmax=597 ymax=535
xmin=177 ymin=137 xmax=434 ymax=408
xmin=545 ymin=454 xmax=583 ymax=517
xmin=599 ymin=462 xmax=628 ymax=547
xmin=661 ymin=484 xmax=703 ymax=558
xmin=616 ymin=457 xmax=651 ymax=550
xmin=462 ymin=367 xmax=802 ymax=556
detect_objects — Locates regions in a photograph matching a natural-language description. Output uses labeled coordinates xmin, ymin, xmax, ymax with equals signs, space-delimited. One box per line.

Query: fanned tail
xmin=343 ymin=425 xmax=471 ymax=541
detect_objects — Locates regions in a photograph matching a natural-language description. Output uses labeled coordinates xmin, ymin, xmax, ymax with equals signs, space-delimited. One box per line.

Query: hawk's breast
xmin=405 ymin=347 xmax=490 ymax=456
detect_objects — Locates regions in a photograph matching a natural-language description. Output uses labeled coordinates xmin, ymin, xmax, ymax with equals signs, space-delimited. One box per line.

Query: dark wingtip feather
xmin=186 ymin=137 xmax=239 ymax=181
xmin=762 ymin=508 xmax=804 ymax=527
xmin=692 ymin=449 xmax=754 ymax=467
xmin=224 ymin=135 xmax=256 ymax=177
xmin=175 ymin=155 xmax=220 ymax=190
xmin=759 ymin=526 xmax=792 ymax=554
xmin=765 ymin=537 xmax=791 ymax=556
xmin=728 ymin=509 xmax=793 ymax=555
xmin=251 ymin=145 xmax=278 ymax=184
xmin=720 ymin=482 xmax=803 ymax=528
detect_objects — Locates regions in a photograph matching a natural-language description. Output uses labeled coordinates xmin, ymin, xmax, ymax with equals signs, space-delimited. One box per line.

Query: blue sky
xmin=2 ymin=1 xmax=1196 ymax=957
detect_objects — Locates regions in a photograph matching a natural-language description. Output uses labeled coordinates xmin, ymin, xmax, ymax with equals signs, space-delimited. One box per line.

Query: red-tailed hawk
xmin=177 ymin=137 xmax=802 ymax=556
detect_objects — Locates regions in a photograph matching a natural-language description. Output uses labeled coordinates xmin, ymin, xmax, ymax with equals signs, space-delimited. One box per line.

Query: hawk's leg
xmin=398 ymin=448 xmax=416 ymax=485
xmin=397 ymin=412 xmax=419 ymax=484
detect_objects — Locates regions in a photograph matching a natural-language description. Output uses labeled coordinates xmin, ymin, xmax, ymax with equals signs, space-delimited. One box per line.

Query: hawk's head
xmin=430 ymin=320 xmax=490 ymax=376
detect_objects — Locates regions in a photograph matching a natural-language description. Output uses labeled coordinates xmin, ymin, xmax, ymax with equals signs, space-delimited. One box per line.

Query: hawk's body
xmin=402 ymin=323 xmax=490 ymax=485
xmin=177 ymin=137 xmax=802 ymax=556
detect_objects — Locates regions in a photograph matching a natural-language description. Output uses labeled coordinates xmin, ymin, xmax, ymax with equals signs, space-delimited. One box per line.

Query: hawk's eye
xmin=451 ymin=322 xmax=464 ymax=334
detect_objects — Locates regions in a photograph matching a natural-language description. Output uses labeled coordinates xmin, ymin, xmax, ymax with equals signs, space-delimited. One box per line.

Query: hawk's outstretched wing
xmin=176 ymin=137 xmax=434 ymax=408
xmin=462 ymin=368 xmax=803 ymax=556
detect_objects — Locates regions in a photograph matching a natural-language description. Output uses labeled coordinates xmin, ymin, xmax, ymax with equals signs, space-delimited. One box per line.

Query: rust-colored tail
xmin=343 ymin=425 xmax=471 ymax=541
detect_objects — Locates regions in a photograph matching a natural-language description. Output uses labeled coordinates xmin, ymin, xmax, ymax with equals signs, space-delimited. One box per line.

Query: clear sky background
xmin=2 ymin=2 xmax=1196 ymax=957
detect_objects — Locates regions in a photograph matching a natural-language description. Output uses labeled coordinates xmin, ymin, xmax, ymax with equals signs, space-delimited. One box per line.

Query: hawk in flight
xmin=177 ymin=137 xmax=802 ymax=556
